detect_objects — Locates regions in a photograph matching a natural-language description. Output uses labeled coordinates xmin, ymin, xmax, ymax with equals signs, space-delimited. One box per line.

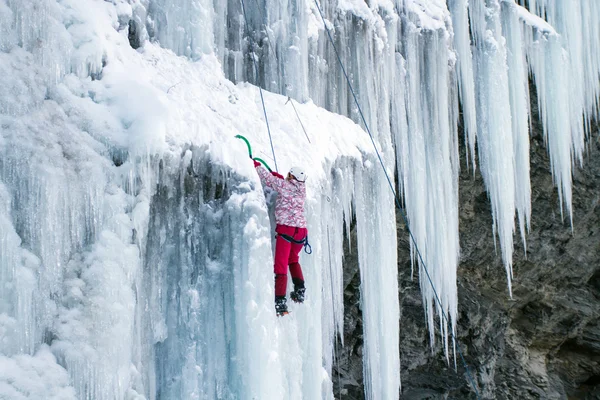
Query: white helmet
xmin=289 ymin=166 xmax=307 ymax=182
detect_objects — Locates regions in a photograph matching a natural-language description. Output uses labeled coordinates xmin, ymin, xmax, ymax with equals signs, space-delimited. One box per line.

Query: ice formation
xmin=1 ymin=0 xmax=598 ymax=398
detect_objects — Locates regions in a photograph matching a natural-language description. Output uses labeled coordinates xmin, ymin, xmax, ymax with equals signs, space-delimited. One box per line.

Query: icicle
xmin=526 ymin=33 xmax=576 ymax=224
xmin=448 ymin=0 xmax=478 ymax=171
xmin=147 ymin=0 xmax=215 ymax=59
xmin=354 ymin=156 xmax=400 ymax=399
xmin=501 ymin=1 xmax=532 ymax=252
xmin=395 ymin=3 xmax=460 ymax=359
xmin=526 ymin=0 xmax=600 ymax=136
xmin=470 ymin=0 xmax=517 ymax=294
xmin=517 ymin=0 xmax=600 ymax=225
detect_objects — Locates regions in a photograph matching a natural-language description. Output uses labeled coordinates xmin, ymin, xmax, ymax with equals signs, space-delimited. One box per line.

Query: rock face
xmin=333 ymin=112 xmax=600 ymax=398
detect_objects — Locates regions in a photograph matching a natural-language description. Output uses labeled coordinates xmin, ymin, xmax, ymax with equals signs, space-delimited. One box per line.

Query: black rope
xmin=286 ymin=96 xmax=311 ymax=143
xmin=239 ymin=0 xmax=278 ymax=171
xmin=248 ymin=0 xmax=312 ymax=146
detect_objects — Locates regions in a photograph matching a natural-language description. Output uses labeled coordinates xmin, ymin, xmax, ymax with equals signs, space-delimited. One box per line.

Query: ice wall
xmin=194 ymin=0 xmax=598 ymax=360
xmin=1 ymin=1 xmax=400 ymax=399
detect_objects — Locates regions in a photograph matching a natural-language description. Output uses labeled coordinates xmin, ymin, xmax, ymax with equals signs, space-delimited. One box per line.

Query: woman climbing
xmin=253 ymin=159 xmax=308 ymax=316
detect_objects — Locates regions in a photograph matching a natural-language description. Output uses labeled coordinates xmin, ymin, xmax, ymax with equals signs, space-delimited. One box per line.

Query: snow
xmin=0 ymin=345 xmax=77 ymax=400
xmin=513 ymin=3 xmax=556 ymax=34
xmin=404 ymin=0 xmax=451 ymax=31
xmin=337 ymin=0 xmax=373 ymax=21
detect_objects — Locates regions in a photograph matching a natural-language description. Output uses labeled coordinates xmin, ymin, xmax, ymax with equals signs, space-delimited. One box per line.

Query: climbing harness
xmin=312 ymin=1 xmax=481 ymax=397
xmin=239 ymin=0 xmax=278 ymax=171
xmin=277 ymin=232 xmax=312 ymax=255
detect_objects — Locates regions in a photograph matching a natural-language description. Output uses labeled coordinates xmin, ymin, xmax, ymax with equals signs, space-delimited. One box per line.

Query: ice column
xmin=147 ymin=0 xmax=214 ymax=59
xmin=517 ymin=0 xmax=600 ymax=223
xmin=313 ymin=163 xmax=349 ymax=380
xmin=448 ymin=0 xmax=478 ymax=170
xmin=395 ymin=7 xmax=460 ymax=357
xmin=501 ymin=1 xmax=532 ymax=249
xmin=354 ymin=157 xmax=400 ymax=399
xmin=0 ymin=181 xmax=38 ymax=357
xmin=260 ymin=0 xmax=310 ymax=100
xmin=469 ymin=0 xmax=518 ymax=292
xmin=525 ymin=0 xmax=600 ymax=130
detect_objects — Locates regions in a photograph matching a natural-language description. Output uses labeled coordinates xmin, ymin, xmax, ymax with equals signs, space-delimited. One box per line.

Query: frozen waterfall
xmin=1 ymin=0 xmax=599 ymax=399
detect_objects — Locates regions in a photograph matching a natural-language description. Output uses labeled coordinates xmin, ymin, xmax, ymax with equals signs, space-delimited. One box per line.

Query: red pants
xmin=274 ymin=224 xmax=307 ymax=297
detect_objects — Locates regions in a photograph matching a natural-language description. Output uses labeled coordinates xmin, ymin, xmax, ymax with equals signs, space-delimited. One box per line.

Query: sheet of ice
xmin=242 ymin=0 xmax=461 ymax=367
xmin=147 ymin=0 xmax=214 ymax=59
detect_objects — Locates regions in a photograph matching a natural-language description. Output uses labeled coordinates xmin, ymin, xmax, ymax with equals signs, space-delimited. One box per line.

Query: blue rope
xmin=313 ymin=1 xmax=480 ymax=397
xmin=240 ymin=0 xmax=278 ymax=171
xmin=278 ymin=233 xmax=313 ymax=254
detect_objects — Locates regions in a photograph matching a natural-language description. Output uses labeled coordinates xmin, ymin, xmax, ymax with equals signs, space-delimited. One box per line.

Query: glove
xmin=271 ymin=171 xmax=284 ymax=179
xmin=253 ymin=159 xmax=261 ymax=168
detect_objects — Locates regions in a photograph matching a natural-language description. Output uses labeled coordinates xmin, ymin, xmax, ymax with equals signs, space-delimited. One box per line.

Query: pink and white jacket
xmin=257 ymin=166 xmax=307 ymax=228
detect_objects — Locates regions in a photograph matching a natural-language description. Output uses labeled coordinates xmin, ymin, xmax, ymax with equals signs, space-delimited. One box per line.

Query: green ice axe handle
xmin=235 ymin=134 xmax=253 ymax=158
xmin=253 ymin=157 xmax=273 ymax=173
xmin=234 ymin=135 xmax=273 ymax=172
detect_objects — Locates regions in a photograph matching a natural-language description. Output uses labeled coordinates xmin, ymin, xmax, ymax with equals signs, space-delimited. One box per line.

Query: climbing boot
xmin=275 ymin=296 xmax=288 ymax=316
xmin=290 ymin=287 xmax=305 ymax=303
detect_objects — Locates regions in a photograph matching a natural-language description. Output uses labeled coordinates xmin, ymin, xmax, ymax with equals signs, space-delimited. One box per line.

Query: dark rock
xmin=129 ymin=19 xmax=142 ymax=50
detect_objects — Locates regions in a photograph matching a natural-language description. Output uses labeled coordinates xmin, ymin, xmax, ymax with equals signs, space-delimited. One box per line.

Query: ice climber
xmin=253 ymin=159 xmax=308 ymax=316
